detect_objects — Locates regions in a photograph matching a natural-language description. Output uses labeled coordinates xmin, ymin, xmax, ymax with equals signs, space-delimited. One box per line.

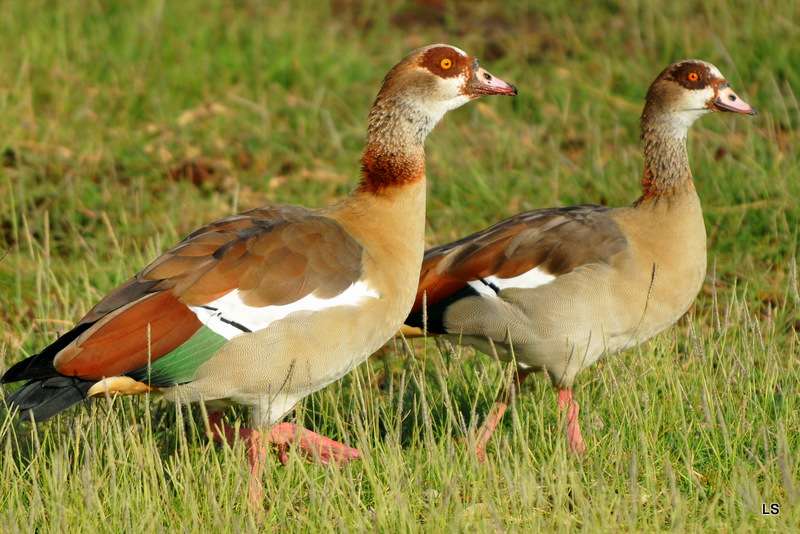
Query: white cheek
xmin=190 ymin=282 xmax=381 ymax=339
xmin=467 ymin=267 xmax=556 ymax=298
xmin=424 ymin=76 xmax=472 ymax=113
xmin=671 ymin=109 xmax=708 ymax=134
xmin=670 ymin=86 xmax=715 ymax=133
xmin=443 ymin=93 xmax=472 ymax=112
xmin=688 ymin=86 xmax=716 ymax=109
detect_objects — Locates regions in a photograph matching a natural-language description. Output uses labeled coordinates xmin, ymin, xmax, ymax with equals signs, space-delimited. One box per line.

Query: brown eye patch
xmin=419 ymin=47 xmax=472 ymax=79
xmin=671 ymin=62 xmax=711 ymax=90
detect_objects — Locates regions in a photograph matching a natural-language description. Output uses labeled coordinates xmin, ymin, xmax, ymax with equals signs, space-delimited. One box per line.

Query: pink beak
xmin=470 ymin=66 xmax=518 ymax=97
xmin=714 ymin=84 xmax=758 ymax=115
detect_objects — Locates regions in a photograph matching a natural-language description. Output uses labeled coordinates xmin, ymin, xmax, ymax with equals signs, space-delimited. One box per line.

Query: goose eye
xmin=688 ymin=72 xmax=699 ymax=82
xmin=440 ymin=58 xmax=453 ymax=69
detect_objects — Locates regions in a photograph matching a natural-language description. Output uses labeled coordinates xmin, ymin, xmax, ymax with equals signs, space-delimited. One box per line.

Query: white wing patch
xmin=190 ymin=282 xmax=380 ymax=340
xmin=467 ymin=267 xmax=556 ymax=298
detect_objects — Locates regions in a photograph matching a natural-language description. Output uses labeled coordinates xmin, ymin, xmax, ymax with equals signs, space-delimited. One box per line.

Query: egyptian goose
xmin=2 ymin=44 xmax=516 ymax=506
xmin=402 ymin=60 xmax=756 ymax=457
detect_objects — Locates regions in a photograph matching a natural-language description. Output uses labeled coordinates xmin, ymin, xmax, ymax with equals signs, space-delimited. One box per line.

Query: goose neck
xmin=356 ymin=94 xmax=434 ymax=194
xmin=636 ymin=112 xmax=696 ymax=204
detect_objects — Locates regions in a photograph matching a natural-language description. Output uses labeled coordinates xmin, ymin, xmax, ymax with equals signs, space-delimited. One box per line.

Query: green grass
xmin=1 ymin=0 xmax=798 ymax=531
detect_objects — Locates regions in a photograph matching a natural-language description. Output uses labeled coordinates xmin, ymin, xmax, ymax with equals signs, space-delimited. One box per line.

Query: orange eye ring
xmin=688 ymin=72 xmax=699 ymax=82
xmin=440 ymin=58 xmax=453 ymax=69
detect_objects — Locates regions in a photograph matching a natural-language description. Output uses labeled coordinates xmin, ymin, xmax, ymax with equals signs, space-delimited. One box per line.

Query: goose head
xmin=368 ymin=44 xmax=517 ymax=143
xmin=642 ymin=59 xmax=757 ymax=136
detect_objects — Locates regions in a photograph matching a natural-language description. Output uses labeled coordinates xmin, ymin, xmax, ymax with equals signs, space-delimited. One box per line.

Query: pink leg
xmin=557 ymin=389 xmax=586 ymax=454
xmin=474 ymin=370 xmax=530 ymax=461
xmin=206 ymin=413 xmax=362 ymax=508
xmin=207 ymin=412 xmax=266 ymax=510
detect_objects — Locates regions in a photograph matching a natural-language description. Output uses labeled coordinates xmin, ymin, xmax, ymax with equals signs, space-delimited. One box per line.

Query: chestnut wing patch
xmin=53 ymin=290 xmax=203 ymax=379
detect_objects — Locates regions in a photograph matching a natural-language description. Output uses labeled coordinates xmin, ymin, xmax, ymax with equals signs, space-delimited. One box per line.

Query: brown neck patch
xmin=356 ymin=145 xmax=426 ymax=194
xmin=636 ymin=162 xmax=695 ymax=204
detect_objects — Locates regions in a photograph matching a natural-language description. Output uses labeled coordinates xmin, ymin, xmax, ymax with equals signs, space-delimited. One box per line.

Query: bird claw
xmin=275 ymin=443 xmax=290 ymax=466
xmin=268 ymin=422 xmax=361 ymax=465
xmin=206 ymin=414 xmax=361 ymax=511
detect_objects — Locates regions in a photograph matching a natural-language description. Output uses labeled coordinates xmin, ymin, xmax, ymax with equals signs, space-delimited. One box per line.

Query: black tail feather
xmin=4 ymin=377 xmax=93 ymax=421
xmin=1 ymin=322 xmax=92 ymax=384
xmin=405 ymin=285 xmax=482 ymax=334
